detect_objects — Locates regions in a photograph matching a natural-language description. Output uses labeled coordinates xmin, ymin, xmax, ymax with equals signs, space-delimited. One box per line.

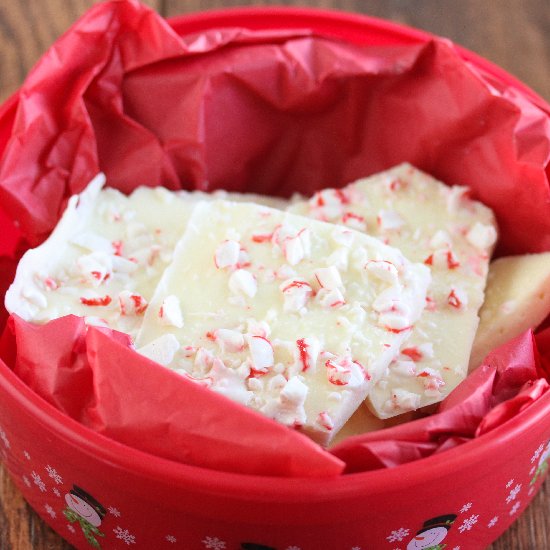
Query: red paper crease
xmin=1 ymin=316 xmax=344 ymax=478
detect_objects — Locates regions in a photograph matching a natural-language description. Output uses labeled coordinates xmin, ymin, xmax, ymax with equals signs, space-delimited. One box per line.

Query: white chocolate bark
xmin=289 ymin=163 xmax=497 ymax=418
xmin=5 ymin=175 xmax=196 ymax=337
xmin=469 ymin=252 xmax=550 ymax=370
xmin=5 ymin=176 xmax=295 ymax=338
xmin=136 ymin=200 xmax=430 ymax=445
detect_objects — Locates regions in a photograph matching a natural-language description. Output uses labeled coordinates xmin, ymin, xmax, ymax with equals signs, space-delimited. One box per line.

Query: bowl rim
xmin=1 ymin=5 xmax=549 ymax=501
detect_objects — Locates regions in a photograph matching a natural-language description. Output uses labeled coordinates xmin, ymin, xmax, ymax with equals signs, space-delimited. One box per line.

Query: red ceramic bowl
xmin=1 ymin=8 xmax=549 ymax=550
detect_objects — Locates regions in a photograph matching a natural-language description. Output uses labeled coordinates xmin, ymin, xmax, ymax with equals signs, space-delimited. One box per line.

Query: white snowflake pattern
xmin=459 ymin=502 xmax=472 ymax=513
xmin=458 ymin=514 xmax=479 ymax=533
xmin=202 ymin=536 xmax=227 ymax=550
xmin=505 ymin=479 xmax=514 ymax=488
xmin=506 ymin=483 xmax=522 ymax=503
xmin=488 ymin=516 xmax=499 ymax=528
xmin=22 ymin=475 xmax=31 ymax=488
xmin=528 ymin=486 xmax=535 ymax=496
xmin=108 ymin=506 xmax=121 ymax=517
xmin=67 ymin=524 xmax=76 ymax=534
xmin=31 ymin=471 xmax=46 ymax=492
xmin=44 ymin=504 xmax=57 ymax=519
xmin=52 ymin=487 xmax=61 ymax=497
xmin=45 ymin=465 xmax=63 ymax=485
xmin=286 ymin=546 xmax=301 ymax=550
xmin=531 ymin=443 xmax=545 ymax=463
xmin=165 ymin=535 xmax=177 ymax=543
xmin=351 ymin=547 xmax=362 ymax=550
xmin=509 ymin=501 xmax=521 ymax=515
xmin=452 ymin=546 xmax=461 ymax=550
xmin=530 ymin=465 xmax=537 ymax=476
xmin=0 ymin=428 xmax=10 ymax=449
xmin=113 ymin=527 xmax=136 ymax=545
xmin=23 ymin=451 xmax=31 ymax=460
xmin=386 ymin=528 xmax=410 ymax=542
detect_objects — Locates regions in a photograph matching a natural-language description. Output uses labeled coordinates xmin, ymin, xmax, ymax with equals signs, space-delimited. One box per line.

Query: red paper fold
xmin=1 ymin=315 xmax=343 ymax=477
xmin=0 ymin=0 xmax=549 ymax=476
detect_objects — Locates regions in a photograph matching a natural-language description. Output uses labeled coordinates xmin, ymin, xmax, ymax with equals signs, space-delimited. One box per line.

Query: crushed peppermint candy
xmin=289 ymin=162 xmax=497 ymax=419
xmin=247 ymin=335 xmax=275 ymax=375
xmin=280 ymin=279 xmax=314 ymax=312
xmin=228 ymin=269 xmax=257 ymax=298
xmin=137 ymin=199 xmax=429 ymax=444
xmin=214 ymin=240 xmax=241 ymax=269
xmin=314 ymin=266 xmax=344 ymax=291
xmin=158 ymin=295 xmax=184 ymax=328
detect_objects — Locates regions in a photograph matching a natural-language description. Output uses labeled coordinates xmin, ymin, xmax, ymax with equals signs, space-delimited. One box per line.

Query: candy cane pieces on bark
xmin=136 ymin=200 xmax=430 ymax=445
xmin=289 ymin=163 xmax=498 ymax=419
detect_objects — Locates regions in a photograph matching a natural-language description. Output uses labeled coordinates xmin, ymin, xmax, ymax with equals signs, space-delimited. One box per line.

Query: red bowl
xmin=1 ymin=7 xmax=549 ymax=550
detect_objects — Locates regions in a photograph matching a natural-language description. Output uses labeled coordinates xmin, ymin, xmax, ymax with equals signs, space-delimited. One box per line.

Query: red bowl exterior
xmin=1 ymin=7 xmax=550 ymax=550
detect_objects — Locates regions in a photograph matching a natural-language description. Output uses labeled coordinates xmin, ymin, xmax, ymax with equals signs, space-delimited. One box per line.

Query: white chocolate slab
xmin=289 ymin=163 xmax=497 ymax=418
xmin=5 ymin=176 xmax=295 ymax=338
xmin=5 ymin=175 xmax=197 ymax=337
xmin=469 ymin=252 xmax=550 ymax=370
xmin=136 ymin=200 xmax=430 ymax=445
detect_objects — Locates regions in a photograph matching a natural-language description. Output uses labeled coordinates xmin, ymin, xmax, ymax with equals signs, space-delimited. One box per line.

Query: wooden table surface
xmin=0 ymin=1 xmax=549 ymax=549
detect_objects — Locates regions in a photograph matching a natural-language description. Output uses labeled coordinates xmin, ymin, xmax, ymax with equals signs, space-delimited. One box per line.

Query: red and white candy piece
xmin=314 ymin=266 xmax=343 ymax=291
xmin=214 ymin=240 xmax=241 ymax=269
xmin=295 ymin=337 xmax=320 ymax=373
xmin=229 ymin=269 xmax=257 ymax=298
xmin=365 ymin=260 xmax=399 ymax=285
xmin=316 ymin=287 xmax=346 ymax=309
xmin=118 ymin=290 xmax=148 ymax=316
xmin=309 ymin=188 xmax=351 ymax=219
xmin=80 ymin=294 xmax=112 ymax=307
xmin=76 ymin=251 xmax=112 ymax=287
xmin=325 ymin=355 xmax=368 ymax=387
xmin=416 ymin=367 xmax=445 ymax=396
xmin=341 ymin=212 xmax=367 ymax=231
xmin=424 ymin=248 xmax=460 ymax=270
xmin=280 ymin=228 xmax=311 ymax=266
xmin=280 ymin=278 xmax=314 ymax=312
xmin=158 ymin=294 xmax=184 ymax=328
xmin=247 ymin=335 xmax=274 ymax=375
xmin=447 ymin=287 xmax=468 ymax=309
xmin=316 ymin=411 xmax=334 ymax=432
xmin=211 ymin=328 xmax=245 ymax=353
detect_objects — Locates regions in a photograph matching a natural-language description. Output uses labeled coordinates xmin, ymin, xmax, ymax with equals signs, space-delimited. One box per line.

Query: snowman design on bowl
xmin=406 ymin=514 xmax=457 ymax=550
xmin=63 ymin=485 xmax=106 ymax=549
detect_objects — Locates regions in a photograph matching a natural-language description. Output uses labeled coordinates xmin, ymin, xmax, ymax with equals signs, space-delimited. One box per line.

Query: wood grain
xmin=0 ymin=1 xmax=549 ymax=549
